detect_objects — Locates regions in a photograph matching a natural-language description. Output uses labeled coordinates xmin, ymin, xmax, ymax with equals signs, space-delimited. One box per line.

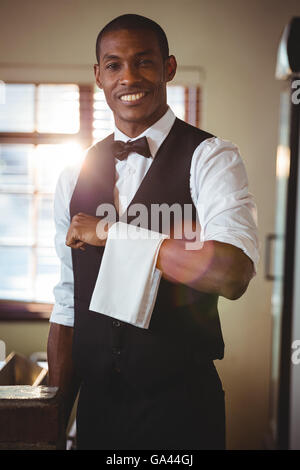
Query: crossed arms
xmin=48 ymin=214 xmax=254 ymax=422
xmin=64 ymin=212 xmax=254 ymax=300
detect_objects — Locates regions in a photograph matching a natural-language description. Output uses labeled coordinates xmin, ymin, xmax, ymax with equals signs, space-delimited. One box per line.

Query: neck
xmin=115 ymin=106 xmax=168 ymax=138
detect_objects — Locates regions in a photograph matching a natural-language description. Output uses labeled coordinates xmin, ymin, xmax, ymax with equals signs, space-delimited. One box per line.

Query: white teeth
xmin=120 ymin=92 xmax=145 ymax=102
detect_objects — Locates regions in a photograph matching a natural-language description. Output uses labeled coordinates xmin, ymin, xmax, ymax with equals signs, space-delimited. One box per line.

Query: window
xmin=0 ymin=82 xmax=201 ymax=319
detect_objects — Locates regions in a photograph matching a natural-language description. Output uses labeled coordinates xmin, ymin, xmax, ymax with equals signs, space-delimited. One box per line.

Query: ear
xmin=165 ymin=55 xmax=177 ymax=83
xmin=94 ymin=63 xmax=103 ymax=89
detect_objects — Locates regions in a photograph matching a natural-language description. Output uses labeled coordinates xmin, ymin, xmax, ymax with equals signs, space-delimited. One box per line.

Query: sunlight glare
xmin=35 ymin=142 xmax=85 ymax=192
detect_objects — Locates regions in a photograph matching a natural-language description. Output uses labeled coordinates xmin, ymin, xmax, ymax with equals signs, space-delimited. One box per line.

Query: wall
xmin=1 ymin=0 xmax=300 ymax=450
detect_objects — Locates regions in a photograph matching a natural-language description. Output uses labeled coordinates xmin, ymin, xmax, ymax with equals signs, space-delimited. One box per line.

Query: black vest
xmin=70 ymin=118 xmax=225 ymax=391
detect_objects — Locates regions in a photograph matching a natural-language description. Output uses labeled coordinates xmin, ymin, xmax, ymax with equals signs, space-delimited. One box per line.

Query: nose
xmin=119 ymin=64 xmax=142 ymax=86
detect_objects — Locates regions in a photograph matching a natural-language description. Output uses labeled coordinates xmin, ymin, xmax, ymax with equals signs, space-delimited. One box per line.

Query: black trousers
xmin=76 ymin=361 xmax=225 ymax=450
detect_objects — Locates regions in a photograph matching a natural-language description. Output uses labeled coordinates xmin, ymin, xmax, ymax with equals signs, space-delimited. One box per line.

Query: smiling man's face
xmin=94 ymin=28 xmax=177 ymax=137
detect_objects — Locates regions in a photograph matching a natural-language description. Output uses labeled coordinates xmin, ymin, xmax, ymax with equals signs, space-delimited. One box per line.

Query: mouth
xmin=119 ymin=91 xmax=147 ymax=103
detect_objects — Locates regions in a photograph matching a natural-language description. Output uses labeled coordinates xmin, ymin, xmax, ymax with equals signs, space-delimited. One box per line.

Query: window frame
xmin=0 ymin=81 xmax=201 ymax=321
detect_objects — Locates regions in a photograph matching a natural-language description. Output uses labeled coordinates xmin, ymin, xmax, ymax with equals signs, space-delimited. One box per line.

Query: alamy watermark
xmin=291 ymin=79 xmax=300 ymax=105
xmin=95 ymin=200 xmax=205 ymax=251
xmin=291 ymin=340 xmax=300 ymax=365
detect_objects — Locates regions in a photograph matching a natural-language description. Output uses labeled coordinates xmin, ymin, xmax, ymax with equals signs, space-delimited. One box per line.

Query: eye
xmin=105 ymin=62 xmax=121 ymax=71
xmin=139 ymin=59 xmax=153 ymax=66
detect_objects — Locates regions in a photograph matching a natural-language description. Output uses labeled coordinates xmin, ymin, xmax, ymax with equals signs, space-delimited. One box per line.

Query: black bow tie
xmin=112 ymin=136 xmax=151 ymax=161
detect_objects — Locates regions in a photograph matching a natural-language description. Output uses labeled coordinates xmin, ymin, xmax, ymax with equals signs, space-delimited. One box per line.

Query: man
xmin=47 ymin=14 xmax=259 ymax=450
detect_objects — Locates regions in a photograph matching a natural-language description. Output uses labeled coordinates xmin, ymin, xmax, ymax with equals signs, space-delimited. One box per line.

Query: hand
xmin=65 ymin=212 xmax=110 ymax=250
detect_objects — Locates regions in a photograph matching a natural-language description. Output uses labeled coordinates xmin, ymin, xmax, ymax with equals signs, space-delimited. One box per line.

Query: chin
xmin=118 ymin=110 xmax=150 ymax=123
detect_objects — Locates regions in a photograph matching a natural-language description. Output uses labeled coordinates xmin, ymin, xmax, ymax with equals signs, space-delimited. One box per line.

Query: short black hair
xmin=95 ymin=14 xmax=169 ymax=63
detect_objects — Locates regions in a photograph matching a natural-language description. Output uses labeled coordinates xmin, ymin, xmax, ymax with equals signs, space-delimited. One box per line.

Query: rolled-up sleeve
xmin=49 ymin=166 xmax=79 ymax=327
xmin=190 ymin=137 xmax=259 ymax=274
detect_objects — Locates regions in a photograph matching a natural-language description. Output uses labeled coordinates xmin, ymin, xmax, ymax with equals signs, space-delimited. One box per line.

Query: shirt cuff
xmin=89 ymin=221 xmax=168 ymax=329
xmin=49 ymin=302 xmax=74 ymax=327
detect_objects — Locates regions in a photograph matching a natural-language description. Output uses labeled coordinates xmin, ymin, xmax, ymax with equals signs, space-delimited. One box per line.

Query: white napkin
xmin=89 ymin=222 xmax=169 ymax=329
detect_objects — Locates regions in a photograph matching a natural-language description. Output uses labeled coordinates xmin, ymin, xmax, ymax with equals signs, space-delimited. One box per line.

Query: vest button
xmin=112 ymin=347 xmax=121 ymax=355
xmin=112 ymin=320 xmax=121 ymax=327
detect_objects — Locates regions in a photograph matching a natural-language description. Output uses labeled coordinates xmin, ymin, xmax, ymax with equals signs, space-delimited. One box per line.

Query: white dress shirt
xmin=50 ymin=107 xmax=259 ymax=328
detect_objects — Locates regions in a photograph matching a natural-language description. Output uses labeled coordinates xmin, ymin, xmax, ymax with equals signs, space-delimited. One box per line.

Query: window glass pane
xmin=35 ymin=247 xmax=59 ymax=303
xmin=35 ymin=143 xmax=84 ymax=193
xmin=93 ymin=88 xmax=114 ymax=142
xmin=0 ymin=247 xmax=33 ymax=301
xmin=0 ymin=246 xmax=59 ymax=303
xmin=0 ymin=194 xmax=33 ymax=244
xmin=0 ymin=144 xmax=34 ymax=190
xmin=37 ymin=195 xmax=55 ymax=246
xmin=0 ymin=84 xmax=35 ymax=132
xmin=167 ymin=85 xmax=185 ymax=120
xmin=37 ymin=84 xmax=80 ymax=134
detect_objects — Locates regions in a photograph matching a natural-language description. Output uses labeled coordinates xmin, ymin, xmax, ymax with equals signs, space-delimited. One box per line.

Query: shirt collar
xmin=114 ymin=107 xmax=176 ymax=158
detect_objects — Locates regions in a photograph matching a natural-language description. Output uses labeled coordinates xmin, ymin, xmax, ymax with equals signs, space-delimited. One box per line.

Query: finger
xmin=66 ymin=224 xmax=81 ymax=247
xmin=65 ymin=235 xmax=76 ymax=247
xmin=65 ymin=237 xmax=83 ymax=248
xmin=65 ymin=229 xmax=76 ymax=246
xmin=72 ymin=240 xmax=86 ymax=250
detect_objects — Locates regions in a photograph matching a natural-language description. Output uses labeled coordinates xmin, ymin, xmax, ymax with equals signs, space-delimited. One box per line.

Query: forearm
xmin=156 ymin=238 xmax=254 ymax=300
xmin=47 ymin=323 xmax=80 ymax=425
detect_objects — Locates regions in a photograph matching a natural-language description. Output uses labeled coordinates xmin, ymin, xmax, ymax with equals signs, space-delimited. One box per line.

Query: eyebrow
xmin=102 ymin=49 xmax=155 ymax=62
